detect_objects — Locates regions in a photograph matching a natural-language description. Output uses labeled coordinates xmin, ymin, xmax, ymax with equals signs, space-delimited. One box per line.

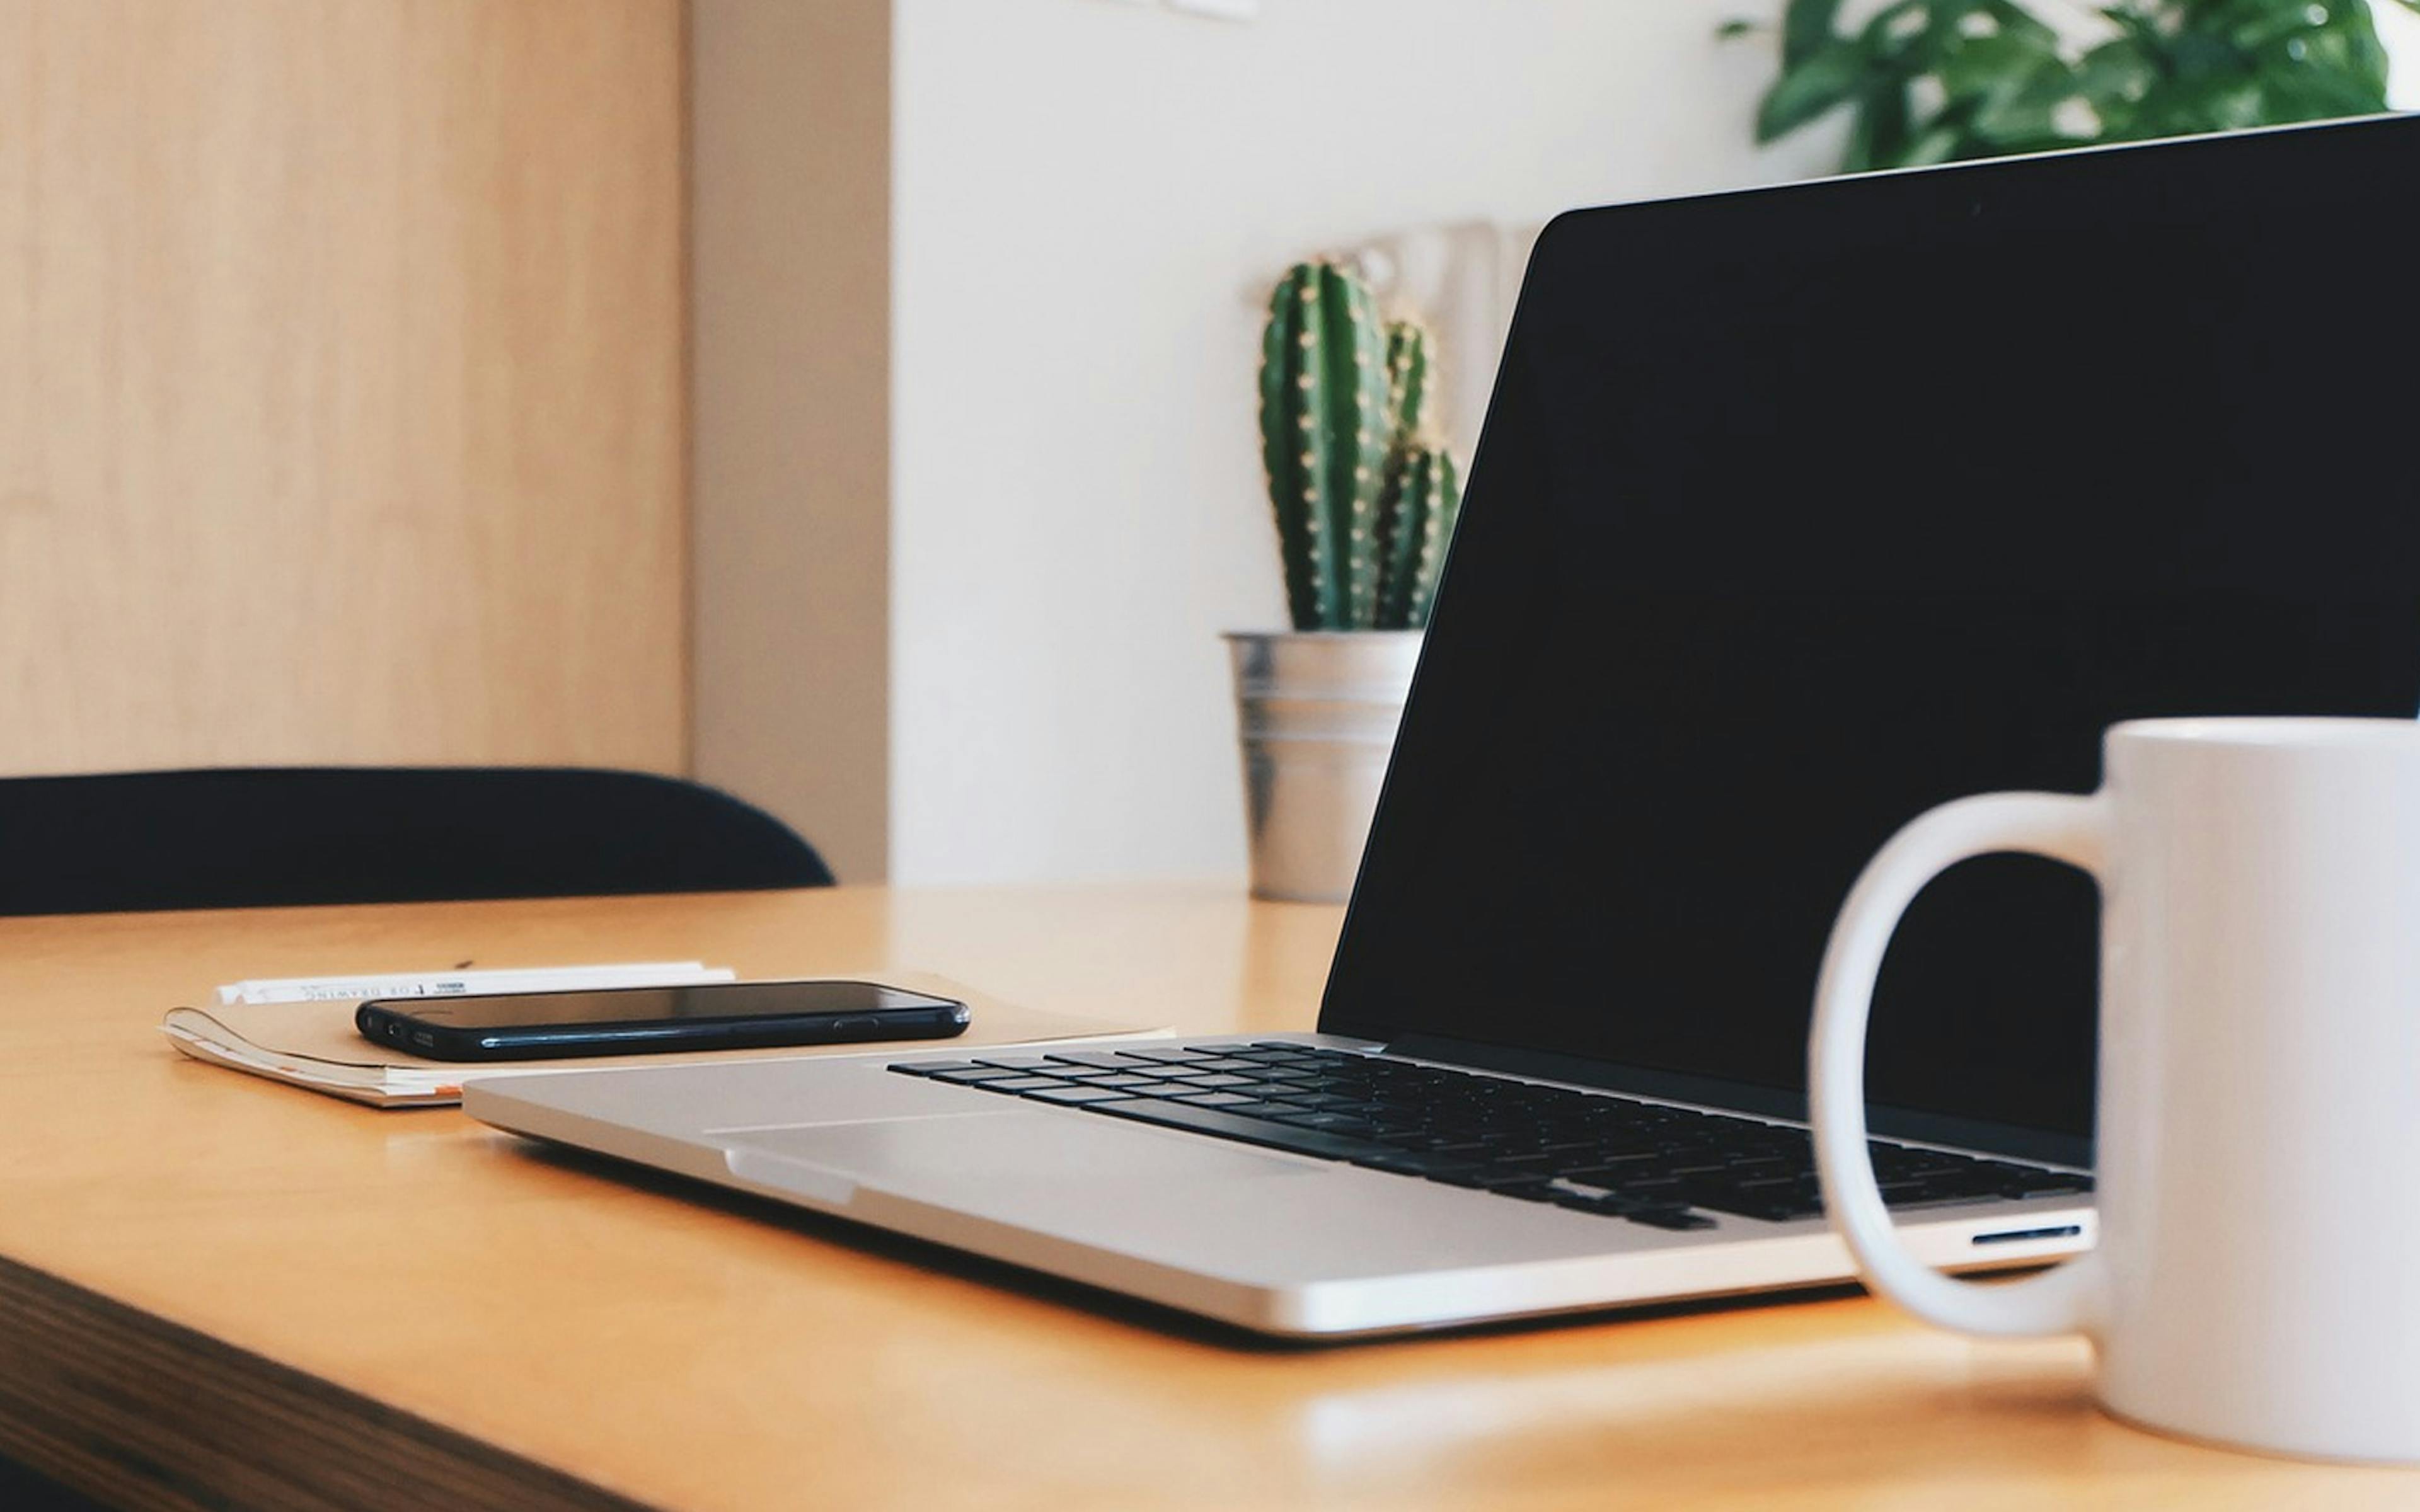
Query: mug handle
xmin=1809 ymin=791 xmax=2111 ymax=1338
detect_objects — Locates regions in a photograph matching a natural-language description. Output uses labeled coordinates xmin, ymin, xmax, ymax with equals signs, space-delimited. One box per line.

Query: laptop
xmin=468 ymin=115 xmax=2420 ymax=1337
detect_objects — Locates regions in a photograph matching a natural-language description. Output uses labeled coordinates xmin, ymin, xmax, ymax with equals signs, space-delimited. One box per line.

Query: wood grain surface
xmin=3 ymin=885 xmax=2418 ymax=1509
xmin=0 ymin=0 xmax=686 ymax=778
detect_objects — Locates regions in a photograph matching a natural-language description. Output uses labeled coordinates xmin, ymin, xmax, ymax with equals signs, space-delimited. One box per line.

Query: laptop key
xmin=1274 ymin=1110 xmax=1374 ymax=1130
xmin=1627 ymin=1206 xmax=1720 ymax=1232
xmin=972 ymin=1057 xmax=1065 ymax=1071
xmin=1086 ymin=1099 xmax=1398 ymax=1163
xmin=1427 ymin=1171 xmax=1562 ymax=1203
xmin=1677 ymin=1177 xmax=1817 ymax=1221
xmin=1219 ymin=1099 xmax=1311 ymax=1118
xmin=1227 ymin=1078 xmax=1312 ymax=1096
xmin=977 ymin=1076 xmax=1082 ymax=1093
xmin=1722 ymin=1157 xmax=1797 ymax=1181
xmin=1578 ymin=1144 xmax=1666 ymax=1165
xmin=1869 ymin=1167 xmax=2003 ymax=1206
xmin=1421 ymin=1138 xmax=1496 ymax=1156
xmin=1999 ymin=1173 xmax=2094 ymax=1197
xmin=888 ymin=1061 xmax=988 ymax=1077
xmin=1485 ymin=1153 xmax=1558 ymax=1174
xmin=1664 ymin=1160 xmax=1740 ymax=1181
xmin=1023 ymin=1085 xmax=1140 ymax=1106
xmin=1884 ymin=1189 xmax=2000 ymax=1212
xmin=930 ymin=1068 xmax=1039 ymax=1085
xmin=1535 ymin=1131 xmax=1612 ymax=1150
xmin=1736 ymin=1202 xmax=1822 ymax=1222
xmin=1171 ymin=1092 xmax=1257 ymax=1108
xmin=1363 ymin=1152 xmax=1486 ymax=1180
xmin=1545 ymin=1182 xmax=1647 ymax=1213
xmin=1426 ymin=1166 xmax=1558 ymax=1191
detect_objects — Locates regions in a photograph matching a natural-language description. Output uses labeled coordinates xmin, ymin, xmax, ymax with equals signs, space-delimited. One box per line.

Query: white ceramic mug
xmin=1809 ymin=716 xmax=2420 ymax=1462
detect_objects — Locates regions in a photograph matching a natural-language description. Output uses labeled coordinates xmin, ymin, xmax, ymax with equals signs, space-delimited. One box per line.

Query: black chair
xmin=0 ymin=767 xmax=833 ymax=916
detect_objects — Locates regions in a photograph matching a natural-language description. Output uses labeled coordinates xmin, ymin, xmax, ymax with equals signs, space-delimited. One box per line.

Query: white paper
xmin=216 ymin=962 xmax=734 ymax=1005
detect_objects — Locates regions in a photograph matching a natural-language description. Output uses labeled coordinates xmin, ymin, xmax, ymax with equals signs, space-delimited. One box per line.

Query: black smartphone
xmin=354 ymin=980 xmax=971 ymax=1062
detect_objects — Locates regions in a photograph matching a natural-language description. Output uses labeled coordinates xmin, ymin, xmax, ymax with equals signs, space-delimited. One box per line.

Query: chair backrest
xmin=0 ymin=767 xmax=833 ymax=916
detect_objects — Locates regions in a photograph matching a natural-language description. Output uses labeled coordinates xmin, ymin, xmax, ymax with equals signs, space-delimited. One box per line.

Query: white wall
xmin=889 ymin=0 xmax=1825 ymax=885
xmin=2384 ymin=1 xmax=2420 ymax=106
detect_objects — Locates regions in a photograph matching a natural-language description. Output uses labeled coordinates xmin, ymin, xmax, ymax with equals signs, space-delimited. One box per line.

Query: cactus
xmin=1259 ymin=261 xmax=1393 ymax=630
xmin=1259 ymin=262 xmax=1464 ymax=630
xmin=1373 ymin=439 xmax=1461 ymax=631
xmin=1383 ymin=318 xmax=1436 ymax=440
xmin=1376 ymin=315 xmax=1460 ymax=627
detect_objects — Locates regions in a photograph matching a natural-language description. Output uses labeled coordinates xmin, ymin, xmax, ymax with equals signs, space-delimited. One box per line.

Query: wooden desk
xmin=4 ymin=885 xmax=2416 ymax=1510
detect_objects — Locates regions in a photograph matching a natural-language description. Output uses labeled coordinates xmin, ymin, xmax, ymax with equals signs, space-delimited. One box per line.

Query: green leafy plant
xmin=1729 ymin=0 xmax=2411 ymax=172
xmin=1258 ymin=261 xmax=1463 ymax=631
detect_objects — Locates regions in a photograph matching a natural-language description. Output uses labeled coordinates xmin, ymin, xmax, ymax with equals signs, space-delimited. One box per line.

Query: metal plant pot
xmin=1224 ymin=629 xmax=1422 ymax=903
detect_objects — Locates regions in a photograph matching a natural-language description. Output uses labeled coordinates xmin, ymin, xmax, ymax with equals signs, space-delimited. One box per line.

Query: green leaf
xmin=2161 ymin=74 xmax=2271 ymax=132
xmin=1717 ymin=18 xmax=1763 ymax=40
xmin=1757 ymin=40 xmax=1869 ymax=140
xmin=1982 ymin=59 xmax=2086 ymax=137
xmin=2073 ymin=37 xmax=2155 ymax=106
xmin=1859 ymin=0 xmax=1947 ymax=64
xmin=1937 ymin=33 xmax=2067 ymax=104
xmin=1841 ymin=79 xmax=1913 ymax=169
xmin=2099 ymin=4 xmax=2172 ymax=54
xmin=1743 ymin=0 xmax=2404 ymax=170
xmin=2217 ymin=0 xmax=2337 ymax=52
xmin=2298 ymin=0 xmax=2393 ymax=96
xmin=1979 ymin=0 xmax=2058 ymax=49
xmin=1901 ymin=123 xmax=1969 ymax=164
xmin=1781 ymin=0 xmax=1844 ymax=67
xmin=2258 ymin=62 xmax=2390 ymax=120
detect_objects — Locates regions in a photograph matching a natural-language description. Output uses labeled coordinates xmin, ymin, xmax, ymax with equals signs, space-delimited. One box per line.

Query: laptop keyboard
xmin=889 ymin=1041 xmax=2090 ymax=1233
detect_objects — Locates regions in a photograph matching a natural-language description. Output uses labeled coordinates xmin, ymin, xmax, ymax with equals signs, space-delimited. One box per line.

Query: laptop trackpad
xmin=722 ymin=1110 xmax=1317 ymax=1186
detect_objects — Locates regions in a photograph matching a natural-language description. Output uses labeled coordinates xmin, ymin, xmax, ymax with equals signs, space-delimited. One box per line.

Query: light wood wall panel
xmin=690 ymin=0 xmax=889 ymax=881
xmin=0 ymin=0 xmax=686 ymax=777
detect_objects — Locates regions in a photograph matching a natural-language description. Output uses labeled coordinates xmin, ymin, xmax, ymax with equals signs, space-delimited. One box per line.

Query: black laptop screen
xmin=1318 ymin=117 xmax=2420 ymax=1154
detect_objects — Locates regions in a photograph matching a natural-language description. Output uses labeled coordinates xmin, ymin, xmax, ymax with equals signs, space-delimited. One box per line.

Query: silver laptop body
xmin=463 ymin=1036 xmax=2092 ymax=1336
xmin=468 ymin=118 xmax=2420 ymax=1336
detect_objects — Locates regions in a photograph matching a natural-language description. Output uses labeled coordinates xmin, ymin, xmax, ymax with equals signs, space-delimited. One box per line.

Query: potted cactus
xmin=1226 ymin=259 xmax=1465 ymax=902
